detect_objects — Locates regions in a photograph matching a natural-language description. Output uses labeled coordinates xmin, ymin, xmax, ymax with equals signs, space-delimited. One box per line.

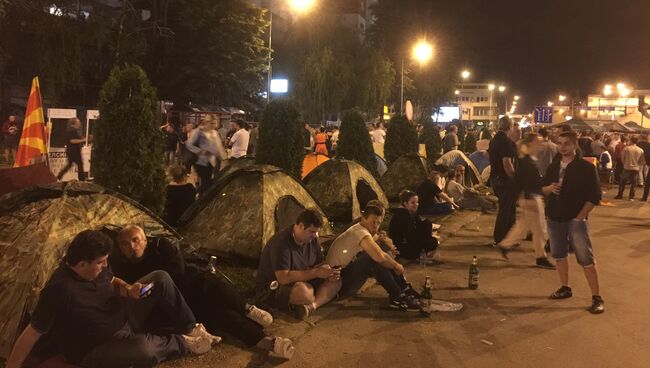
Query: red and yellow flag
xmin=15 ymin=77 xmax=47 ymax=167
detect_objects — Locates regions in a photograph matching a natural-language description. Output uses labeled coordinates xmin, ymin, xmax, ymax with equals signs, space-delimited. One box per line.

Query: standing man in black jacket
xmin=488 ymin=116 xmax=518 ymax=245
xmin=542 ymin=131 xmax=604 ymax=314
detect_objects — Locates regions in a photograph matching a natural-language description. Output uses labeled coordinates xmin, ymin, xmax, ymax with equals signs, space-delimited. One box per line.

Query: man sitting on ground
xmin=256 ymin=210 xmax=342 ymax=320
xmin=417 ymin=163 xmax=459 ymax=216
xmin=327 ymin=204 xmax=421 ymax=311
xmin=6 ymin=230 xmax=216 ymax=368
xmin=110 ymin=225 xmax=295 ymax=359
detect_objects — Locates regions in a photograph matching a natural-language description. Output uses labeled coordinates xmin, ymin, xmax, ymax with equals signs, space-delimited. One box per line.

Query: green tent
xmin=380 ymin=154 xmax=430 ymax=201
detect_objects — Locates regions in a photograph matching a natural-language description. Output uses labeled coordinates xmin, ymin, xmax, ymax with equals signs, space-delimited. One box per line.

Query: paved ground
xmin=168 ymin=188 xmax=650 ymax=367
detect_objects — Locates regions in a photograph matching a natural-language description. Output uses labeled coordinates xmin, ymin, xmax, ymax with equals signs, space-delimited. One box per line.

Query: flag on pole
xmin=15 ymin=77 xmax=47 ymax=167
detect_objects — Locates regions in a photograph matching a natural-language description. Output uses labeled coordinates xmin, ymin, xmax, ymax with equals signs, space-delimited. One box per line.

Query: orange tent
xmin=301 ymin=152 xmax=329 ymax=178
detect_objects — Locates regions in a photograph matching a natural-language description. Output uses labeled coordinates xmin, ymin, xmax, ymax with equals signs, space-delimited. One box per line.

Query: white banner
xmin=47 ymin=108 xmax=77 ymax=119
xmin=48 ymin=148 xmax=77 ymax=181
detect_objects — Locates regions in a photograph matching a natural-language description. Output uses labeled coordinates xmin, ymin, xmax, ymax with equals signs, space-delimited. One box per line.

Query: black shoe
xmin=550 ymin=286 xmax=572 ymax=299
xmin=614 ymin=195 xmax=623 ymax=199
xmin=544 ymin=240 xmax=551 ymax=253
xmin=403 ymin=295 xmax=422 ymax=312
xmin=588 ymin=295 xmax=605 ymax=314
xmin=403 ymin=284 xmax=421 ymax=299
xmin=389 ymin=296 xmax=408 ymax=311
xmin=535 ymin=257 xmax=555 ymax=269
xmin=389 ymin=295 xmax=420 ymax=312
xmin=641 ymin=197 xmax=648 ymax=202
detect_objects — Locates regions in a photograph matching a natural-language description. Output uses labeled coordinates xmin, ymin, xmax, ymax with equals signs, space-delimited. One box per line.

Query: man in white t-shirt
xmin=326 ymin=204 xmax=421 ymax=311
xmin=370 ymin=123 xmax=386 ymax=144
xmin=229 ymin=120 xmax=250 ymax=158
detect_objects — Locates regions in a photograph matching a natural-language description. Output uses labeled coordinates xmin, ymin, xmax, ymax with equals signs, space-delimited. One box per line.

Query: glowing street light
xmin=603 ymin=84 xmax=613 ymax=96
xmin=461 ymin=70 xmax=471 ymax=80
xmin=454 ymin=90 xmax=460 ymax=95
xmin=514 ymin=95 xmax=520 ymax=101
xmin=488 ymin=84 xmax=496 ymax=91
xmin=559 ymin=95 xmax=566 ymax=102
xmin=547 ymin=101 xmax=554 ymax=107
xmin=498 ymin=85 xmax=506 ymax=92
xmin=290 ymin=0 xmax=316 ymax=12
xmin=412 ymin=40 xmax=434 ymax=65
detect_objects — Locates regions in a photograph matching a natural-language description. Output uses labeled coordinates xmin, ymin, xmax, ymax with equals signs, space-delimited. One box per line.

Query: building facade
xmin=455 ymin=83 xmax=501 ymax=124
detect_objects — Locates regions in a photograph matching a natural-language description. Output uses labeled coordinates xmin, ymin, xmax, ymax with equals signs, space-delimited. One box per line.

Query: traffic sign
xmin=534 ymin=106 xmax=553 ymax=123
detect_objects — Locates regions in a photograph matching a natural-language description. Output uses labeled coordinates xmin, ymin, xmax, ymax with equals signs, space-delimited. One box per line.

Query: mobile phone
xmin=139 ymin=283 xmax=154 ymax=297
xmin=332 ymin=265 xmax=342 ymax=270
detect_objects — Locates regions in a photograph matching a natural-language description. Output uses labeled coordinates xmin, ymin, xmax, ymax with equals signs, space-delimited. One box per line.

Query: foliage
xmin=336 ymin=109 xmax=379 ymax=177
xmin=256 ymin=99 xmax=305 ymax=178
xmin=384 ymin=115 xmax=418 ymax=164
xmin=464 ymin=130 xmax=477 ymax=153
xmin=94 ymin=64 xmax=166 ymax=214
xmin=421 ymin=118 xmax=442 ymax=166
xmin=296 ymin=47 xmax=351 ymax=123
xmin=160 ymin=0 xmax=268 ymax=105
xmin=352 ymin=48 xmax=396 ymax=117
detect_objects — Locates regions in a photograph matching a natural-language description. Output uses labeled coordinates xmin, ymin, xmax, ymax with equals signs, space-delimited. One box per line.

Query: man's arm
xmin=274 ymin=267 xmax=330 ymax=285
xmin=503 ymin=157 xmax=515 ymax=177
xmin=111 ymin=276 xmax=141 ymax=299
xmin=438 ymin=191 xmax=460 ymax=209
xmin=5 ymin=324 xmax=43 ymax=368
xmin=359 ymin=237 xmax=404 ymax=274
xmin=575 ymin=202 xmax=595 ymax=220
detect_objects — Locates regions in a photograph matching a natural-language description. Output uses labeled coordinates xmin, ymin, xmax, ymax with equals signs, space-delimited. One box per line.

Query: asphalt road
xmin=164 ymin=189 xmax=650 ymax=367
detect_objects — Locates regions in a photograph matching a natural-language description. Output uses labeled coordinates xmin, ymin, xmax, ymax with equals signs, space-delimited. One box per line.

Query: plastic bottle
xmin=468 ymin=256 xmax=479 ymax=289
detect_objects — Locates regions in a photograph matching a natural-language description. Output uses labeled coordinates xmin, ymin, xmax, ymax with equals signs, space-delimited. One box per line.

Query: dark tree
xmin=384 ymin=115 xmax=418 ymax=164
xmin=256 ymin=99 xmax=305 ymax=178
xmin=336 ymin=109 xmax=379 ymax=177
xmin=94 ymin=64 xmax=166 ymax=213
xmin=421 ymin=118 xmax=442 ymax=166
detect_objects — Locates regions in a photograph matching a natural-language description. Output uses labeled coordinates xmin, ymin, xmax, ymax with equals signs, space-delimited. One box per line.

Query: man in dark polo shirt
xmin=488 ymin=116 xmax=518 ymax=245
xmin=5 ymin=230 xmax=216 ymax=368
xmin=57 ymin=118 xmax=87 ymax=181
xmin=256 ymin=210 xmax=342 ymax=320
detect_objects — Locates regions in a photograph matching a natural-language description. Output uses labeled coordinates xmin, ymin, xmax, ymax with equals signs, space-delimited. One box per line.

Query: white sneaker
xmin=188 ymin=323 xmax=222 ymax=345
xmin=182 ymin=334 xmax=212 ymax=355
xmin=246 ymin=305 xmax=273 ymax=328
xmin=273 ymin=337 xmax=295 ymax=359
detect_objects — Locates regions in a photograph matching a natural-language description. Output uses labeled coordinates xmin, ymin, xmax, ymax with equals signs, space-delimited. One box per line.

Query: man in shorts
xmin=256 ymin=210 xmax=342 ymax=320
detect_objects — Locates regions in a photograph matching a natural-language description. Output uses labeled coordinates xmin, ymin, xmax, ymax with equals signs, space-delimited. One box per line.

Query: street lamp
xmin=461 ymin=70 xmax=471 ymax=80
xmin=400 ymin=39 xmax=434 ymax=113
xmin=266 ymin=0 xmax=317 ymax=103
xmin=559 ymin=95 xmax=566 ymax=102
xmin=547 ymin=101 xmax=554 ymax=107
xmin=498 ymin=85 xmax=506 ymax=92
xmin=514 ymin=95 xmax=520 ymax=101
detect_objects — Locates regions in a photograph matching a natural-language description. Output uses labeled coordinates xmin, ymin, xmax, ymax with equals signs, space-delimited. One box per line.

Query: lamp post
xmin=266 ymin=0 xmax=316 ymax=103
xmin=400 ymin=39 xmax=434 ymax=114
xmin=488 ymin=84 xmax=495 ymax=125
xmin=459 ymin=69 xmax=471 ymax=122
xmin=498 ymin=85 xmax=506 ymax=115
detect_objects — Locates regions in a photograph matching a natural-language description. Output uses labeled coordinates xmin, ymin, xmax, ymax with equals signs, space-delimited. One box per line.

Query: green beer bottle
xmin=468 ymin=256 xmax=479 ymax=289
xmin=420 ymin=276 xmax=433 ymax=316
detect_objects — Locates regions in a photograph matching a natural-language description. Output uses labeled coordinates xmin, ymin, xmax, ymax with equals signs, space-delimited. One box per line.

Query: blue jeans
xmin=547 ymin=219 xmax=595 ymax=267
xmin=419 ymin=202 xmax=454 ymax=216
xmin=340 ymin=251 xmax=407 ymax=299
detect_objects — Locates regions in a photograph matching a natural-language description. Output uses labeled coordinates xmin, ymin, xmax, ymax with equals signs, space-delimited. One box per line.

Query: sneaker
xmin=247 ymin=305 xmax=273 ymax=328
xmin=188 ymin=323 xmax=222 ymax=345
xmin=403 ymin=284 xmax=422 ymax=299
xmin=588 ymin=296 xmax=605 ymax=314
xmin=389 ymin=297 xmax=408 ymax=311
xmin=614 ymin=195 xmax=623 ymax=200
xmin=291 ymin=304 xmax=313 ymax=320
xmin=182 ymin=334 xmax=213 ymax=355
xmin=404 ymin=295 xmax=422 ymax=312
xmin=272 ymin=337 xmax=296 ymax=359
xmin=497 ymin=245 xmax=510 ymax=260
xmin=544 ymin=240 xmax=551 ymax=253
xmin=535 ymin=257 xmax=555 ymax=269
xmin=549 ymin=286 xmax=573 ymax=299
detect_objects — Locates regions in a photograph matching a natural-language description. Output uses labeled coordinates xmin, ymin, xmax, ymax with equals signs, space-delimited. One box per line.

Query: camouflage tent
xmin=178 ymin=165 xmax=333 ymax=260
xmin=380 ymin=154 xmax=429 ymax=201
xmin=436 ymin=150 xmax=484 ymax=186
xmin=215 ymin=156 xmax=256 ymax=181
xmin=0 ymin=182 xmax=177 ymax=358
xmin=303 ymin=159 xmax=389 ymax=223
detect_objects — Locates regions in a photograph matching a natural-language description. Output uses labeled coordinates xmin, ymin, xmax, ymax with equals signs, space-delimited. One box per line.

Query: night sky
xmin=417 ymin=0 xmax=650 ymax=112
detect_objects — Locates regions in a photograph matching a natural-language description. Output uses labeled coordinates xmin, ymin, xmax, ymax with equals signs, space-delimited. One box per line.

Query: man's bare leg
xmin=583 ymin=265 xmax=600 ymax=296
xmin=556 ymin=258 xmax=569 ymax=286
xmin=314 ymin=279 xmax=342 ymax=309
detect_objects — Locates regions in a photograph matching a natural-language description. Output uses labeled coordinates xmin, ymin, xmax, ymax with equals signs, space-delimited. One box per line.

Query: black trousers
xmin=194 ymin=163 xmax=213 ymax=195
xmin=492 ymin=180 xmax=518 ymax=244
xmin=617 ymin=169 xmax=639 ymax=198
xmin=58 ymin=152 xmax=85 ymax=181
xmin=183 ymin=270 xmax=266 ymax=348
xmin=396 ymin=223 xmax=438 ymax=260
xmin=642 ymin=169 xmax=650 ymax=200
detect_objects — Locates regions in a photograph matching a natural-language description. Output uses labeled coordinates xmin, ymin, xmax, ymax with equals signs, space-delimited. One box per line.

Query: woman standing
xmin=498 ymin=133 xmax=555 ymax=269
xmin=186 ymin=115 xmax=227 ymax=195
xmin=314 ymin=127 xmax=329 ymax=156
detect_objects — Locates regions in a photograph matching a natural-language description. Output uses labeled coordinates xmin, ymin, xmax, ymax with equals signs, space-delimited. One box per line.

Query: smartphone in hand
xmin=139 ymin=283 xmax=154 ymax=298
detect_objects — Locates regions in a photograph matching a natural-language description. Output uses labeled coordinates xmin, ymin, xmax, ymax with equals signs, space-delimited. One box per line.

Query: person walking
xmin=314 ymin=127 xmax=329 ymax=156
xmin=542 ymin=130 xmax=604 ymax=314
xmin=498 ymin=133 xmax=554 ymax=269
xmin=615 ymin=135 xmax=645 ymax=200
xmin=186 ymin=115 xmax=227 ymax=195
xmin=489 ymin=116 xmax=518 ymax=245
xmin=57 ymin=118 xmax=87 ymax=181
xmin=613 ymin=135 xmax=628 ymax=183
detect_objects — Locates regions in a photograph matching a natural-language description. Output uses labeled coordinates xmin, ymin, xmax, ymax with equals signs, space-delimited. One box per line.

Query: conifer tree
xmin=384 ymin=115 xmax=418 ymax=164
xmin=336 ymin=109 xmax=378 ymax=176
xmin=256 ymin=99 xmax=305 ymax=178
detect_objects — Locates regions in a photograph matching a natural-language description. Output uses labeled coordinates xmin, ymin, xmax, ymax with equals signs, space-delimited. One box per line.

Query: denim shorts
xmin=547 ymin=219 xmax=595 ymax=267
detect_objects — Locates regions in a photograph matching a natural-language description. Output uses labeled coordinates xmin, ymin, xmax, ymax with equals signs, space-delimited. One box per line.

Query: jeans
xmin=340 ymin=251 xmax=407 ymax=299
xmin=500 ymin=194 xmax=548 ymax=258
xmin=617 ymin=169 xmax=639 ymax=198
xmin=419 ymin=202 xmax=454 ymax=216
xmin=194 ymin=163 xmax=213 ymax=195
xmin=81 ymin=271 xmax=195 ymax=368
xmin=492 ymin=180 xmax=518 ymax=244
xmin=547 ymin=219 xmax=595 ymax=267
xmin=164 ymin=150 xmax=175 ymax=166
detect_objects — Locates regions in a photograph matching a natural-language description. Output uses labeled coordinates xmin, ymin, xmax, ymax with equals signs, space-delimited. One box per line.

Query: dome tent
xmin=380 ymin=154 xmax=430 ymax=201
xmin=301 ymin=152 xmax=330 ymax=179
xmin=303 ymin=159 xmax=389 ymax=223
xmin=436 ymin=150 xmax=484 ymax=186
xmin=0 ymin=182 xmax=177 ymax=358
xmin=215 ymin=156 xmax=256 ymax=181
xmin=178 ymin=165 xmax=333 ymax=260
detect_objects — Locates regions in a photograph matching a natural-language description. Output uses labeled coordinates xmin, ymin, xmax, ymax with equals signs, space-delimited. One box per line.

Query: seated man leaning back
xmin=6 ymin=230 xmax=216 ymax=368
xmin=256 ymin=209 xmax=342 ymax=320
